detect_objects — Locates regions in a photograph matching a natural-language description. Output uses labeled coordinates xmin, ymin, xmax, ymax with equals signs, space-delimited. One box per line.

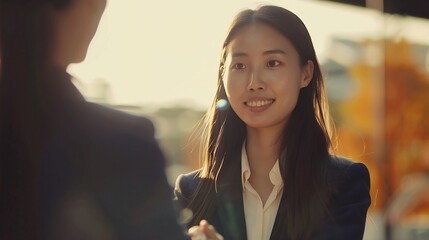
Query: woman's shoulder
xmin=328 ymin=155 xmax=370 ymax=178
xmin=174 ymin=169 xmax=202 ymax=202
xmin=327 ymin=155 xmax=371 ymax=198
xmin=314 ymin=157 xmax=371 ymax=238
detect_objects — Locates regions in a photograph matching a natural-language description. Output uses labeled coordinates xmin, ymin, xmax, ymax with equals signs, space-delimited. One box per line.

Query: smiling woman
xmin=174 ymin=5 xmax=371 ymax=240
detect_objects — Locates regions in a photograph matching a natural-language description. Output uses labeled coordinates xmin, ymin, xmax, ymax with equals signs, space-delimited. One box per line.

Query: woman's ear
xmin=219 ymin=64 xmax=225 ymax=78
xmin=300 ymin=60 xmax=314 ymax=88
xmin=219 ymin=65 xmax=225 ymax=80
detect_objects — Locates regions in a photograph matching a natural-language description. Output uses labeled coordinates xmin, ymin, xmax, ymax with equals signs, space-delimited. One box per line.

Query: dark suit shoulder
xmin=328 ymin=156 xmax=355 ymax=170
xmin=49 ymin=100 xmax=165 ymax=188
xmin=83 ymin=102 xmax=155 ymax=139
xmin=327 ymin=156 xmax=370 ymax=189
xmin=54 ymin=101 xmax=161 ymax=172
xmin=312 ymin=156 xmax=371 ymax=240
xmin=335 ymin=159 xmax=371 ymax=208
xmin=174 ymin=169 xmax=201 ymax=207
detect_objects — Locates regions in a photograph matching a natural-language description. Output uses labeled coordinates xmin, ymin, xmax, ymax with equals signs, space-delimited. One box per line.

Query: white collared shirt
xmin=241 ymin=144 xmax=284 ymax=240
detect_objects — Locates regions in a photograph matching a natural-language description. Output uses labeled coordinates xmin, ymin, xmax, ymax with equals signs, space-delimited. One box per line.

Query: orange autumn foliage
xmin=333 ymin=39 xmax=429 ymax=213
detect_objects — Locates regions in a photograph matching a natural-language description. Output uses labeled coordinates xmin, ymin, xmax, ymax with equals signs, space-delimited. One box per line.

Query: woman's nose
xmin=247 ymin=70 xmax=265 ymax=91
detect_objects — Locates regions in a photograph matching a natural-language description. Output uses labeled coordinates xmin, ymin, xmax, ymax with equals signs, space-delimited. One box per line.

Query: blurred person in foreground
xmin=175 ymin=5 xmax=371 ymax=240
xmin=0 ymin=0 xmax=190 ymax=239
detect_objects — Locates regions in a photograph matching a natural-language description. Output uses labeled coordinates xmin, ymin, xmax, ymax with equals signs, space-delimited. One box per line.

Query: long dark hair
xmin=186 ymin=5 xmax=336 ymax=240
xmin=0 ymin=0 xmax=71 ymax=238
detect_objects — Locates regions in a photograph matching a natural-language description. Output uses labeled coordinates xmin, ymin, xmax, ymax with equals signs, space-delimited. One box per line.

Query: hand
xmin=188 ymin=220 xmax=224 ymax=240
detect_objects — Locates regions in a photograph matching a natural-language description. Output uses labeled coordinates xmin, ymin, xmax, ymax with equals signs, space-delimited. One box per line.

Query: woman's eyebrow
xmin=230 ymin=49 xmax=287 ymax=58
xmin=263 ymin=49 xmax=287 ymax=55
xmin=231 ymin=52 xmax=247 ymax=58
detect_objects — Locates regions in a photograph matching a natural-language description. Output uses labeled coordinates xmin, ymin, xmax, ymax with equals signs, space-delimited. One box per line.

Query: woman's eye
xmin=233 ymin=63 xmax=246 ymax=70
xmin=266 ymin=60 xmax=281 ymax=68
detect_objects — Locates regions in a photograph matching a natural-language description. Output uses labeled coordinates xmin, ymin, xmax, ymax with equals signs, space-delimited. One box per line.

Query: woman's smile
xmin=244 ymin=98 xmax=275 ymax=112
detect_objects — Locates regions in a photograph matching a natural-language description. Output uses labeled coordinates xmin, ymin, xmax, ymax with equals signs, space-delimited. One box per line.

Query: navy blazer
xmin=175 ymin=157 xmax=371 ymax=240
xmin=38 ymin=70 xmax=189 ymax=240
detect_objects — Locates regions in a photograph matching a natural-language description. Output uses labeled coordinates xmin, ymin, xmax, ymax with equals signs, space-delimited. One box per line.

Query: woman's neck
xmin=245 ymin=126 xmax=282 ymax=177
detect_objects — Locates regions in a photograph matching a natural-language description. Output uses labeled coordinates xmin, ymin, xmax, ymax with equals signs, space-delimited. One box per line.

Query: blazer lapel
xmin=215 ymin=150 xmax=247 ymax=240
xmin=270 ymin=193 xmax=290 ymax=240
xmin=216 ymin=179 xmax=247 ymax=240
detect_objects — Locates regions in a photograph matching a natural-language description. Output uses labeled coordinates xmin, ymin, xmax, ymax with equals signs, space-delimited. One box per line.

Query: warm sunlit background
xmin=69 ymin=0 xmax=428 ymax=108
xmin=68 ymin=0 xmax=429 ymax=239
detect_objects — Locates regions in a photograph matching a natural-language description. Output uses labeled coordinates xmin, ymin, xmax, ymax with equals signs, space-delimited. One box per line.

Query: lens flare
xmin=216 ymin=99 xmax=229 ymax=110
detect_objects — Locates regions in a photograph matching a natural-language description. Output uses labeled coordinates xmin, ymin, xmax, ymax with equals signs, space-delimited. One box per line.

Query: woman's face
xmin=223 ymin=23 xmax=313 ymax=132
xmin=52 ymin=0 xmax=107 ymax=68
